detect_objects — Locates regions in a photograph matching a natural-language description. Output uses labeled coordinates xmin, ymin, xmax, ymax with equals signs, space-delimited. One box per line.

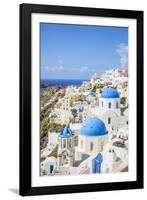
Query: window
xmin=108 ymin=117 xmax=111 ymax=124
xmin=116 ymin=102 xmax=119 ymax=108
xmin=63 ymin=139 xmax=66 ymax=148
xmin=68 ymin=138 xmax=71 ymax=148
xmin=101 ymin=142 xmax=104 ymax=151
xmin=81 ymin=140 xmax=83 ymax=149
xmin=108 ymin=102 xmax=111 ymax=108
xmin=101 ymin=101 xmax=103 ymax=107
xmin=90 ymin=142 xmax=94 ymax=151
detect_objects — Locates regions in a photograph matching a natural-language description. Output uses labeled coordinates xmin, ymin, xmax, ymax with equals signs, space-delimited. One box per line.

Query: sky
xmin=40 ymin=23 xmax=128 ymax=80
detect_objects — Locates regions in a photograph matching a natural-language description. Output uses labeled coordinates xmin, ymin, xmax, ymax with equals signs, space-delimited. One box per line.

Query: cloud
xmin=71 ymin=67 xmax=79 ymax=72
xmin=71 ymin=66 xmax=89 ymax=73
xmin=80 ymin=66 xmax=89 ymax=72
xmin=43 ymin=66 xmax=50 ymax=71
xmin=116 ymin=43 xmax=128 ymax=67
xmin=71 ymin=66 xmax=98 ymax=73
xmin=42 ymin=60 xmax=64 ymax=72
xmin=52 ymin=65 xmax=64 ymax=71
xmin=42 ymin=65 xmax=64 ymax=71
xmin=58 ymin=59 xmax=63 ymax=65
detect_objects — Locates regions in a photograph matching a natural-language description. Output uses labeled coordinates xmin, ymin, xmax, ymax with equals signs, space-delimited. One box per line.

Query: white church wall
xmin=101 ymin=151 xmax=115 ymax=173
xmin=74 ymin=148 xmax=82 ymax=161
xmin=78 ymin=135 xmax=108 ymax=155
xmin=48 ymin=132 xmax=59 ymax=150
xmin=100 ymin=110 xmax=120 ymax=130
xmin=118 ymin=115 xmax=128 ymax=129
xmin=99 ymin=97 xmax=120 ymax=116
xmin=42 ymin=157 xmax=57 ymax=175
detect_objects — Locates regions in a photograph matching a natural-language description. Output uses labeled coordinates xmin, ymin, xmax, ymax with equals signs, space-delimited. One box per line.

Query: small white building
xmin=41 ymin=156 xmax=57 ymax=175
xmin=99 ymin=88 xmax=128 ymax=130
xmin=99 ymin=87 xmax=121 ymax=116
xmin=48 ymin=132 xmax=59 ymax=150
xmin=77 ymin=117 xmax=108 ymax=155
xmin=86 ymin=87 xmax=128 ymax=138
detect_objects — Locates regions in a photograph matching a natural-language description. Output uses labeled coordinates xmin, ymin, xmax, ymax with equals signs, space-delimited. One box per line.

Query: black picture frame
xmin=19 ymin=3 xmax=144 ymax=196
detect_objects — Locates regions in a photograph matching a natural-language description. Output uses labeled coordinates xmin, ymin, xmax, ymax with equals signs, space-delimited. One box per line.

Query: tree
xmin=120 ymin=97 xmax=126 ymax=105
xmin=70 ymin=108 xmax=78 ymax=122
xmin=41 ymin=118 xmax=65 ymax=138
xmin=92 ymin=85 xmax=97 ymax=93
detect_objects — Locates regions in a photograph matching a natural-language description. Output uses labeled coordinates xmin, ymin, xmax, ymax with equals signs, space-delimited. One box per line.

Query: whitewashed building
xmin=77 ymin=117 xmax=108 ymax=155
xmin=48 ymin=132 xmax=59 ymax=150
xmin=41 ymin=157 xmax=57 ymax=175
xmin=87 ymin=87 xmax=128 ymax=132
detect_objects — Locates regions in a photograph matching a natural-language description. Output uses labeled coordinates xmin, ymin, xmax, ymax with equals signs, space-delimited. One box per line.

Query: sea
xmin=41 ymin=79 xmax=89 ymax=87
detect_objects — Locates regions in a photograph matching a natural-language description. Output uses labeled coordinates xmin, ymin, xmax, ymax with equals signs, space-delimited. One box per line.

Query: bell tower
xmin=57 ymin=127 xmax=75 ymax=167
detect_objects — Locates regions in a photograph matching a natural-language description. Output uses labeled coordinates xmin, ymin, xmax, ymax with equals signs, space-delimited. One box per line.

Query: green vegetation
xmin=71 ymin=108 xmax=78 ymax=120
xmin=92 ymin=85 xmax=97 ymax=93
xmin=41 ymin=119 xmax=65 ymax=137
xmin=48 ymin=146 xmax=58 ymax=158
xmin=40 ymin=106 xmax=51 ymax=121
xmin=120 ymin=97 xmax=126 ymax=105
xmin=70 ymin=94 xmax=85 ymax=104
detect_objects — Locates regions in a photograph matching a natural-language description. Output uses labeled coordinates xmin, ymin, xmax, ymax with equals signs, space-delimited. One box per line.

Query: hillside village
xmin=40 ymin=67 xmax=129 ymax=176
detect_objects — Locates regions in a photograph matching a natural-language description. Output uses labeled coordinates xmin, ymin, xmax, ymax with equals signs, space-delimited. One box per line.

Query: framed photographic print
xmin=19 ymin=3 xmax=144 ymax=196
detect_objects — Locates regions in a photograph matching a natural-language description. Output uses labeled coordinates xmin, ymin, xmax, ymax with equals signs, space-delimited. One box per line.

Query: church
xmin=77 ymin=117 xmax=108 ymax=155
xmin=88 ymin=87 xmax=128 ymax=138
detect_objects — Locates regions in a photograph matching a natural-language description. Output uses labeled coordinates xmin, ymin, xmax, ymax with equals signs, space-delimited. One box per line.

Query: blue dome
xmin=80 ymin=117 xmax=108 ymax=137
xmin=60 ymin=127 xmax=73 ymax=138
xmin=100 ymin=88 xmax=120 ymax=98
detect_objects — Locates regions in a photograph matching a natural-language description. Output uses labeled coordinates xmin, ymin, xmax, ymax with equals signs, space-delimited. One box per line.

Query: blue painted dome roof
xmin=60 ymin=127 xmax=73 ymax=138
xmin=80 ymin=117 xmax=108 ymax=137
xmin=100 ymin=88 xmax=120 ymax=98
